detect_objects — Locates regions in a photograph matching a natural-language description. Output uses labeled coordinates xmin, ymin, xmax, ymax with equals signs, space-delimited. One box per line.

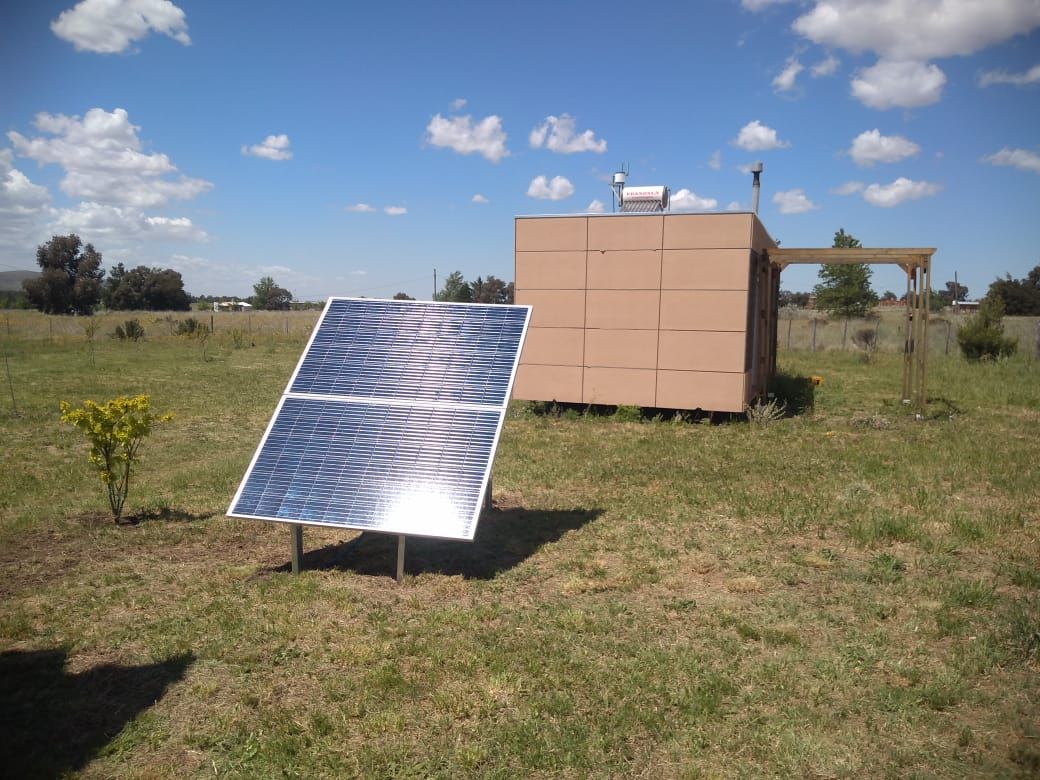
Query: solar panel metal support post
xmin=483 ymin=475 xmax=493 ymax=511
xmin=290 ymin=524 xmax=304 ymax=574
xmin=396 ymin=535 xmax=406 ymax=583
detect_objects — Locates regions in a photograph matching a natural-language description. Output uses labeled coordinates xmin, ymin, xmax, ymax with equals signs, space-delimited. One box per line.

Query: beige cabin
xmin=514 ymin=212 xmax=780 ymax=413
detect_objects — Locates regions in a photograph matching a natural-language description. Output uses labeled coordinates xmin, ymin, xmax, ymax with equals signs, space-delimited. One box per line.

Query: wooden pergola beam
xmin=765 ymin=246 xmax=936 ymax=411
xmin=769 ymin=247 xmax=935 ymax=268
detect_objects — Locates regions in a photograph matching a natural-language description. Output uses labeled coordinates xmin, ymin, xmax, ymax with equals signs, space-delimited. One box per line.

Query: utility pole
xmin=433 ymin=269 xmax=437 ymax=301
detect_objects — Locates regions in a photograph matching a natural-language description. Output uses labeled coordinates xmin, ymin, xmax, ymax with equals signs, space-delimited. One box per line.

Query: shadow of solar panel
xmin=229 ymin=298 xmax=530 ymax=541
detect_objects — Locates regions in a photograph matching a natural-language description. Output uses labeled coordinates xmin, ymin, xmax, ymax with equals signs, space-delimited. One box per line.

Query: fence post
xmin=945 ymin=320 xmax=952 ymax=356
xmin=787 ymin=318 xmax=792 ymax=350
xmin=811 ymin=319 xmax=817 ymax=353
xmin=285 ymin=317 xmax=289 ymax=335
xmin=210 ymin=313 xmax=214 ymax=333
xmin=1035 ymin=321 xmax=1040 ymax=360
xmin=3 ymin=355 xmax=15 ymax=412
xmin=842 ymin=318 xmax=849 ymax=351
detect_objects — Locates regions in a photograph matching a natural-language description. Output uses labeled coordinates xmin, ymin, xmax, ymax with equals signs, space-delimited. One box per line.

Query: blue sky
xmin=1 ymin=0 xmax=1038 ymax=300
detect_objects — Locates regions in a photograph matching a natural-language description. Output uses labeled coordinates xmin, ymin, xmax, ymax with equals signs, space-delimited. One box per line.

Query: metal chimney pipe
xmin=750 ymin=161 xmax=763 ymax=214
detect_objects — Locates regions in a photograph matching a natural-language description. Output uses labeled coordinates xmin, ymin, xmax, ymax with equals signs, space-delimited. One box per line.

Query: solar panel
xmin=228 ymin=298 xmax=530 ymax=541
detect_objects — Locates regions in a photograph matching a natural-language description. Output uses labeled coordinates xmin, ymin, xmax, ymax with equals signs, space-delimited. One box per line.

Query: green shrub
xmin=614 ymin=405 xmax=642 ymax=423
xmin=957 ymin=297 xmax=1017 ymax=361
xmin=175 ymin=317 xmax=209 ymax=336
xmin=59 ymin=395 xmax=172 ymax=522
xmin=112 ymin=319 xmax=145 ymax=341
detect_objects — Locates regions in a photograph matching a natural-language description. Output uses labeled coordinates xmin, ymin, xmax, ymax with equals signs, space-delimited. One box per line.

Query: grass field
xmin=0 ymin=318 xmax=1038 ymax=778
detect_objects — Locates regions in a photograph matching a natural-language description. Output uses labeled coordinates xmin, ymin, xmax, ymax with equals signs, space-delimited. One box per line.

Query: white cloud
xmin=726 ymin=201 xmax=743 ymax=211
xmin=811 ymin=55 xmax=840 ymax=77
xmin=982 ymin=147 xmax=1040 ymax=174
xmin=425 ymin=114 xmax=509 ymax=163
xmin=586 ymin=199 xmax=605 ymax=213
xmin=849 ymin=129 xmax=920 ymax=166
xmin=51 ymin=0 xmax=190 ymax=54
xmin=794 ymin=0 xmax=1040 ymax=62
xmin=384 ymin=206 xmax=407 ymax=215
xmin=450 ymin=97 xmax=467 ymax=110
xmin=862 ymin=177 xmax=941 ymax=207
xmin=241 ymin=134 xmax=292 ymax=161
xmin=732 ymin=120 xmax=790 ymax=151
xmin=8 ymin=107 xmax=212 ymax=208
xmin=793 ymin=1 xmax=1040 ymax=110
xmin=0 ymin=149 xmax=50 ymax=213
xmin=526 ymin=175 xmax=574 ymax=200
xmin=850 ymin=60 xmax=946 ymax=109
xmin=772 ymin=189 xmax=818 ymax=214
xmin=52 ymin=201 xmax=208 ymax=241
xmin=670 ymin=189 xmax=718 ymax=211
xmin=708 ymin=150 xmax=721 ymax=170
xmin=978 ymin=64 xmax=1040 ymax=86
xmin=833 ymin=180 xmax=865 ymax=195
xmin=773 ymin=58 xmax=804 ymax=92
xmin=0 ymin=149 xmax=53 ymax=249
xmin=471 ymin=193 xmax=488 ymax=204
xmin=344 ymin=203 xmax=376 ymax=213
xmin=529 ymin=115 xmax=607 ymax=154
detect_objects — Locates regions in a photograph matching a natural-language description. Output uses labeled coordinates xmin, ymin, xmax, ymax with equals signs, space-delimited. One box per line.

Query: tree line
xmin=431 ymin=271 xmax=514 ymax=304
xmin=18 ymin=234 xmax=297 ymax=314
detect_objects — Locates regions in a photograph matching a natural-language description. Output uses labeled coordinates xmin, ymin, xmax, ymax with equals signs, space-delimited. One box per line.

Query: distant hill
xmin=0 ymin=270 xmax=39 ymax=292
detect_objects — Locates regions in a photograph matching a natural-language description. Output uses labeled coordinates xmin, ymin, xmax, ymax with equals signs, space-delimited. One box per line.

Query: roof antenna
xmin=610 ymin=164 xmax=628 ymax=213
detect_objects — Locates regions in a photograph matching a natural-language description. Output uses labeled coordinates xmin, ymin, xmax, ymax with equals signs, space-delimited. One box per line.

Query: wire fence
xmin=2 ymin=308 xmax=1038 ymax=359
xmin=776 ymin=311 xmax=1040 ymax=357
xmin=0 ymin=309 xmax=323 ymax=343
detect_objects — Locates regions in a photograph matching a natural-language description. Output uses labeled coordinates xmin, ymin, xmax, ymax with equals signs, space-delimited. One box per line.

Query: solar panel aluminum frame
xmin=227 ymin=296 xmax=531 ymax=542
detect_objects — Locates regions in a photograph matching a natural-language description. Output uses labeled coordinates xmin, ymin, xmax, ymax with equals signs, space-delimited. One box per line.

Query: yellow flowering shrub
xmin=59 ymin=395 xmax=172 ymax=522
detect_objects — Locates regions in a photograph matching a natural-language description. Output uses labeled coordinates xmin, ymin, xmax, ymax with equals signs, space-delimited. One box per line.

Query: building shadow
xmin=275 ymin=506 xmax=601 ymax=580
xmin=769 ymin=371 xmax=816 ymax=416
xmin=0 ymin=648 xmax=193 ymax=779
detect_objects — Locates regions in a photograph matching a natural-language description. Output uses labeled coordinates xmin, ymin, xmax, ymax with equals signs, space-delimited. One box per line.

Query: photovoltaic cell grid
xmin=228 ymin=298 xmax=530 ymax=541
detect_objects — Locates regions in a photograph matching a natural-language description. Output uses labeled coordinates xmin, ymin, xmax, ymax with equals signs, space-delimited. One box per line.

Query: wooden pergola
xmin=767 ymin=247 xmax=936 ymax=409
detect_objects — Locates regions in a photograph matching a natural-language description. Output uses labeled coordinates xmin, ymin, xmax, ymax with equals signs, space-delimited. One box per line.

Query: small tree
xmin=434 ymin=271 xmax=472 ymax=303
xmin=813 ymin=229 xmax=878 ymax=318
xmin=938 ymin=280 xmax=969 ymax=305
xmin=392 ymin=292 xmax=416 ymax=300
xmin=957 ymin=297 xmax=1017 ymax=361
xmin=23 ymin=234 xmax=105 ymax=315
xmin=60 ymin=395 xmax=172 ymax=522
xmin=251 ymin=276 xmax=293 ymax=310
xmin=471 ymin=275 xmax=515 ymax=304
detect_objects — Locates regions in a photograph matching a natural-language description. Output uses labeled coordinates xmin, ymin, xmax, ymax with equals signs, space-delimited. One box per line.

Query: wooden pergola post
xmin=768 ymin=247 xmax=936 ymax=411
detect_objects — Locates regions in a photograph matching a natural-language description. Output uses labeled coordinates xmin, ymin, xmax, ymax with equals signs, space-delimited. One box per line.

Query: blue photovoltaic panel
xmin=228 ymin=298 xmax=530 ymax=541
xmin=290 ymin=299 xmax=526 ymax=406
